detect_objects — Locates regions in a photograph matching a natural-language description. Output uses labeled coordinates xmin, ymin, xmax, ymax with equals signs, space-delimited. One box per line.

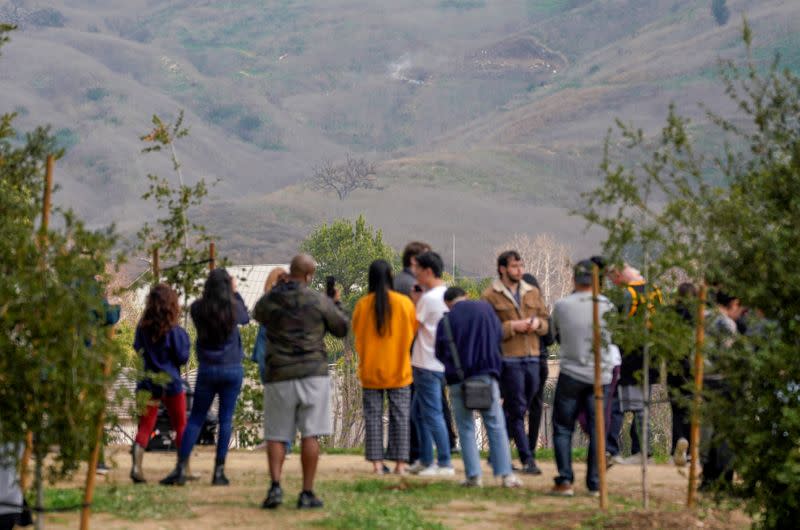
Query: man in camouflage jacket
xmin=254 ymin=254 xmax=348 ymax=510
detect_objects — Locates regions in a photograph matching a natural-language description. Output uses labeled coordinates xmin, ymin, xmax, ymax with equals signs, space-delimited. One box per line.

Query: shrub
xmin=711 ymin=0 xmax=730 ymax=26
xmin=28 ymin=8 xmax=66 ymax=28
xmin=85 ymin=87 xmax=110 ymax=102
xmin=54 ymin=127 xmax=79 ymax=150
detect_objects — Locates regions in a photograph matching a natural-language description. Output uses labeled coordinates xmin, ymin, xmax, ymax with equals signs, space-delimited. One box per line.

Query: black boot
xmin=160 ymin=458 xmax=187 ymax=486
xmin=212 ymin=461 xmax=229 ymax=486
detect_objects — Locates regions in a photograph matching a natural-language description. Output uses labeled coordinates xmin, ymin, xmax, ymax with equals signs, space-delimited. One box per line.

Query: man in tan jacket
xmin=482 ymin=250 xmax=549 ymax=474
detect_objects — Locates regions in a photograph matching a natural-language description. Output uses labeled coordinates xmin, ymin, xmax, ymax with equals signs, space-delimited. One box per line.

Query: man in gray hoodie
xmin=549 ymin=260 xmax=616 ymax=497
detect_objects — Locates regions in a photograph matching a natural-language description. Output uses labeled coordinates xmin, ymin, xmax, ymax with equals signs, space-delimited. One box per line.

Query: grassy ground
xmin=37 ymin=447 xmax=749 ymax=529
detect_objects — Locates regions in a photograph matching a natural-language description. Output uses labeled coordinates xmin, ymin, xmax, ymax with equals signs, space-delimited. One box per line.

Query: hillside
xmin=2 ymin=0 xmax=798 ymax=273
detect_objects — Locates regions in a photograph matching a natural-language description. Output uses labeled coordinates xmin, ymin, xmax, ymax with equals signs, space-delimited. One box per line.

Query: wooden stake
xmin=592 ymin=265 xmax=609 ymax=509
xmin=209 ymin=241 xmax=216 ymax=271
xmin=19 ymin=432 xmax=33 ymax=491
xmin=687 ymin=285 xmax=707 ymax=508
xmin=80 ymin=326 xmax=115 ymax=530
xmin=152 ymin=247 xmax=160 ymax=284
xmin=21 ymin=155 xmax=55 ymax=493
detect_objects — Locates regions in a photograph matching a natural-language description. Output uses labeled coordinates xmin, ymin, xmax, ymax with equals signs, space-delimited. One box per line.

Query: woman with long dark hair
xmin=161 ymin=268 xmax=250 ymax=486
xmin=130 ymin=283 xmax=190 ymax=483
xmin=352 ymin=259 xmax=417 ymax=474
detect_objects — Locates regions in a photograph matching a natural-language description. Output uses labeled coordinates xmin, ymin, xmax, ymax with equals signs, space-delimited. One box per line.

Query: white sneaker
xmin=436 ymin=466 xmax=455 ymax=476
xmin=502 ymin=474 xmax=523 ymax=488
xmin=674 ymin=438 xmax=689 ymax=467
xmin=407 ymin=461 xmax=426 ymax=474
xmin=461 ymin=476 xmax=483 ymax=487
xmin=610 ymin=454 xmax=626 ymax=466
xmin=417 ymin=465 xmax=439 ymax=476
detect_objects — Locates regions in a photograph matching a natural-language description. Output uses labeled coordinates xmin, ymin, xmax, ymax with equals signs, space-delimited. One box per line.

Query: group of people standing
xmin=126 ymin=240 xmax=735 ymax=509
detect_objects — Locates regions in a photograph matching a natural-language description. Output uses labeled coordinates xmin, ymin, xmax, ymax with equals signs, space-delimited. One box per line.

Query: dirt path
xmin=42 ymin=447 xmax=749 ymax=529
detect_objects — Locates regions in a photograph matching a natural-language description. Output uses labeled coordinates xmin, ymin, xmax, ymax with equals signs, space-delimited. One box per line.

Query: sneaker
xmin=297 ymin=491 xmax=324 ymax=509
xmin=407 ymin=461 xmax=426 ymax=474
xmin=605 ymin=452 xmax=616 ymax=470
xmin=609 ymin=454 xmax=626 ymax=466
xmin=461 ymin=476 xmax=483 ymax=488
xmin=417 ymin=465 xmax=439 ymax=476
xmin=95 ymin=462 xmax=109 ymax=476
xmin=522 ymin=461 xmax=542 ymax=475
xmin=502 ymin=474 xmax=523 ymax=488
xmin=261 ymin=484 xmax=283 ymax=510
xmin=549 ymin=482 xmax=575 ymax=497
xmin=674 ymin=438 xmax=689 ymax=467
xmin=436 ymin=466 xmax=455 ymax=476
xmin=588 ymin=489 xmax=600 ymax=498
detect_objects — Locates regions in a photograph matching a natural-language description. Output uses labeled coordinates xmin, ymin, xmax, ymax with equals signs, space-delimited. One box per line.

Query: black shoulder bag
xmin=442 ymin=314 xmax=494 ymax=411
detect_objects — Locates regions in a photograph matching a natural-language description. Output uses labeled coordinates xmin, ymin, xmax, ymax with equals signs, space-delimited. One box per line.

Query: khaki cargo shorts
xmin=263 ymin=375 xmax=332 ymax=442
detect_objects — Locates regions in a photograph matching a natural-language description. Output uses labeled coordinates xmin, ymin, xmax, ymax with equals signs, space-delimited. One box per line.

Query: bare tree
xmin=310 ymin=153 xmax=380 ymax=200
xmin=494 ymin=233 xmax=573 ymax=308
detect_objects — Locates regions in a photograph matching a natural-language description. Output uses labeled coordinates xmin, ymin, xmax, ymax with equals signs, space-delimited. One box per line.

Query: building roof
xmin=133 ymin=264 xmax=289 ymax=313
xmin=228 ymin=264 xmax=288 ymax=311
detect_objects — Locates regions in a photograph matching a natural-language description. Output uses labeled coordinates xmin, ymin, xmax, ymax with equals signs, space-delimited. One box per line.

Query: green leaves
xmin=137 ymin=111 xmax=216 ymax=306
xmin=581 ymin=25 xmax=800 ymax=528
xmin=0 ymin=101 xmax=122 ymax=480
xmin=300 ymin=215 xmax=397 ymax=309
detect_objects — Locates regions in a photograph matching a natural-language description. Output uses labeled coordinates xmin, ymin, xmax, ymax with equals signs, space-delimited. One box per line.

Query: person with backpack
xmin=130 ymin=283 xmax=190 ymax=484
xmin=606 ymin=264 xmax=663 ymax=464
xmin=161 ymin=268 xmax=250 ymax=486
xmin=352 ymin=260 xmax=417 ymax=475
xmin=435 ymin=287 xmax=522 ymax=488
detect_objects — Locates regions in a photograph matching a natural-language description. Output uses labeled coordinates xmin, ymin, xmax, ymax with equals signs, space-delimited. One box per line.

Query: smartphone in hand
xmin=325 ymin=276 xmax=336 ymax=298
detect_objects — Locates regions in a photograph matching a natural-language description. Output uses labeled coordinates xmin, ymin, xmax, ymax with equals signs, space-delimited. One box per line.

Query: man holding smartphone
xmin=482 ymin=250 xmax=550 ymax=475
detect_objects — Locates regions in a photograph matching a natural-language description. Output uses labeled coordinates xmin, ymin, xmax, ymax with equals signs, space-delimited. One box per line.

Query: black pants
xmin=0 ymin=513 xmax=18 ymax=530
xmin=668 ymin=376 xmax=692 ymax=454
xmin=701 ymin=379 xmax=734 ymax=487
xmin=527 ymin=359 xmax=549 ymax=459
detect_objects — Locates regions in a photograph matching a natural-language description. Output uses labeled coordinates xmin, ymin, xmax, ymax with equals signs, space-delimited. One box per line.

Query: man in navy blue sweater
xmin=435 ymin=287 xmax=522 ymax=488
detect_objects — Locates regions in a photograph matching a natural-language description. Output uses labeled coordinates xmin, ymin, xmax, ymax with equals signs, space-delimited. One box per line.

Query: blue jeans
xmin=179 ymin=363 xmax=244 ymax=463
xmin=411 ymin=367 xmax=451 ymax=467
xmin=450 ymin=376 xmax=511 ymax=479
xmin=499 ymin=357 xmax=540 ymax=464
xmin=552 ymin=372 xmax=609 ymax=491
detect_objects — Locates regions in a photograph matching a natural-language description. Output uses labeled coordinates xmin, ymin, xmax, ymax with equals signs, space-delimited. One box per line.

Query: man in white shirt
xmin=408 ymin=251 xmax=454 ymax=476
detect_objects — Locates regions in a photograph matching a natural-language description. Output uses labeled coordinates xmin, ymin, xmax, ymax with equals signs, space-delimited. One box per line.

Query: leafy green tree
xmin=582 ymin=22 xmax=800 ymax=527
xmin=300 ymin=215 xmax=396 ymax=447
xmin=137 ymin=111 xmax=218 ymax=321
xmin=300 ymin=215 xmax=397 ymax=309
xmin=0 ymin=25 xmax=123 ymax=527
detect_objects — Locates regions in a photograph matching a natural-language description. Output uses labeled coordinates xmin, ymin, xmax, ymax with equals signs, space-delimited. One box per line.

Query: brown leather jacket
xmin=482 ymin=279 xmax=549 ymax=358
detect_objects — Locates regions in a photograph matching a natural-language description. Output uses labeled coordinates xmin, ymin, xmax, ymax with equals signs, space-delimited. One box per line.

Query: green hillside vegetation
xmin=1 ymin=0 xmax=798 ymax=271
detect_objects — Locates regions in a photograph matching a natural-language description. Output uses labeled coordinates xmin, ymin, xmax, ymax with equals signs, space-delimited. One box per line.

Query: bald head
xmin=289 ymin=254 xmax=317 ymax=283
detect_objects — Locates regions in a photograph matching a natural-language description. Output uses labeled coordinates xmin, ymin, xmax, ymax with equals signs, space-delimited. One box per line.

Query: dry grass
xmin=39 ymin=448 xmax=749 ymax=529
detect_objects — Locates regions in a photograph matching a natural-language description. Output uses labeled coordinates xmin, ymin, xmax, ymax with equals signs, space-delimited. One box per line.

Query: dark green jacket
xmin=253 ymin=280 xmax=349 ymax=383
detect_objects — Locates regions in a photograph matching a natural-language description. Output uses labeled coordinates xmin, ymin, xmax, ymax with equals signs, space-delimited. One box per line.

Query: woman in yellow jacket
xmin=352 ymin=259 xmax=417 ymax=475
